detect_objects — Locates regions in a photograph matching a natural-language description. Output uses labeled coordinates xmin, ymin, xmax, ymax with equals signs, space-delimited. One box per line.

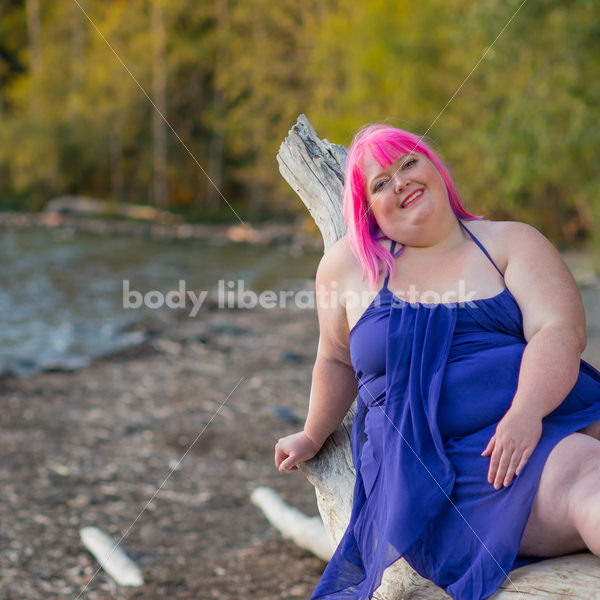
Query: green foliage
xmin=0 ymin=0 xmax=598 ymax=245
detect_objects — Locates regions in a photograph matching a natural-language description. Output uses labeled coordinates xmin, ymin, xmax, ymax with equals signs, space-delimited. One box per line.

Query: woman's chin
xmin=402 ymin=200 xmax=434 ymax=223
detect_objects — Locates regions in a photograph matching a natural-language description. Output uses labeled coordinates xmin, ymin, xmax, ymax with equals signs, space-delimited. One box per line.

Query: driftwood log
xmin=274 ymin=114 xmax=600 ymax=599
xmin=250 ymin=486 xmax=333 ymax=562
xmin=79 ymin=526 xmax=144 ymax=587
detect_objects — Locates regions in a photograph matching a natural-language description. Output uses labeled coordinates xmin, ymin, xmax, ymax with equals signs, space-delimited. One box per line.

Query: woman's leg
xmin=578 ymin=418 xmax=600 ymax=440
xmin=518 ymin=432 xmax=600 ymax=557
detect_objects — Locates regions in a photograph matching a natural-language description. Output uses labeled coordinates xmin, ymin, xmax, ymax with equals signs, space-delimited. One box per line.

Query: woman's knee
xmin=567 ymin=451 xmax=600 ymax=555
xmin=518 ymin=434 xmax=600 ymax=557
xmin=537 ymin=433 xmax=600 ymax=496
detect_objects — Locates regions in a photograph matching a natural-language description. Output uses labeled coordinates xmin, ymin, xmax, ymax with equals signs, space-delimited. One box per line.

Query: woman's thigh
xmin=517 ymin=432 xmax=600 ymax=558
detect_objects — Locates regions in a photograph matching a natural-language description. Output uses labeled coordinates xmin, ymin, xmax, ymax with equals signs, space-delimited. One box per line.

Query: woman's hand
xmin=481 ymin=406 xmax=543 ymax=489
xmin=275 ymin=431 xmax=321 ymax=472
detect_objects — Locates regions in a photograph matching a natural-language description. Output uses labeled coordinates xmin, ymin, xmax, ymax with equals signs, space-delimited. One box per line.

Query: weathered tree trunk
xmin=275 ymin=114 xmax=600 ymax=599
xmin=205 ymin=0 xmax=227 ymax=212
xmin=109 ymin=131 xmax=125 ymax=202
xmin=26 ymin=0 xmax=42 ymax=119
xmin=151 ymin=0 xmax=168 ymax=210
xmin=69 ymin=3 xmax=85 ymax=120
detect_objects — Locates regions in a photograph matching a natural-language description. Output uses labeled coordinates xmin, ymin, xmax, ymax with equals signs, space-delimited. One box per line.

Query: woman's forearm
xmin=303 ymin=355 xmax=358 ymax=448
xmin=510 ymin=320 xmax=585 ymax=419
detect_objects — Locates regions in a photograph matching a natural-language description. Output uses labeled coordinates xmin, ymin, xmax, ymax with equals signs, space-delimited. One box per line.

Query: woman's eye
xmin=374 ymin=180 xmax=387 ymax=192
xmin=403 ymin=158 xmax=417 ymax=169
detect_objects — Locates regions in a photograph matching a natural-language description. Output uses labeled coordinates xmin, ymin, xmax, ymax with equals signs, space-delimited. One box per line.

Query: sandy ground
xmin=0 ymin=300 xmax=326 ymax=599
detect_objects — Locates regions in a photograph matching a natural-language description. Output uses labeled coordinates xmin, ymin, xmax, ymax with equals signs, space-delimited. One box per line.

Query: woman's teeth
xmin=401 ymin=189 xmax=423 ymax=208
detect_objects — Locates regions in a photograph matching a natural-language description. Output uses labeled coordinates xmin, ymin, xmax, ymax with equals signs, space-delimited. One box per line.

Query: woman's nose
xmin=393 ymin=174 xmax=407 ymax=193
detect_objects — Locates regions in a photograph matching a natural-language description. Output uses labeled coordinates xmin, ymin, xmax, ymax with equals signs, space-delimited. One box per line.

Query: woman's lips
xmin=400 ymin=188 xmax=424 ymax=209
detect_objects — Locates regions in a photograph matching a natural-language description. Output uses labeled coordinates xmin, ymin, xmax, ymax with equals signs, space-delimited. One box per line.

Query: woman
xmin=274 ymin=124 xmax=600 ymax=600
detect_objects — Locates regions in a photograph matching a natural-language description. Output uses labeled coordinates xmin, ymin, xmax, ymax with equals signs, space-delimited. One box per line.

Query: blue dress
xmin=309 ymin=219 xmax=600 ymax=600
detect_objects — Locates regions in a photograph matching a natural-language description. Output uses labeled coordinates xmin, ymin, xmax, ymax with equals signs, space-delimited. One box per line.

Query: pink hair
xmin=343 ymin=124 xmax=482 ymax=288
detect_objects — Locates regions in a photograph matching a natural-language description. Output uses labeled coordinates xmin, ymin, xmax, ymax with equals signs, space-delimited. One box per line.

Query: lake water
xmin=1 ymin=227 xmax=599 ymax=377
xmin=0 ymin=227 xmax=321 ymax=377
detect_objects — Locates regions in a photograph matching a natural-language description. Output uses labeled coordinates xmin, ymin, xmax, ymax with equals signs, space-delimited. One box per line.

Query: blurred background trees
xmin=0 ymin=0 xmax=598 ymax=245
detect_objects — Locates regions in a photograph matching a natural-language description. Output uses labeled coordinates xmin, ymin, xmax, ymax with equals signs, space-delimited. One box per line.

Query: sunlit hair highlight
xmin=343 ymin=124 xmax=482 ymax=289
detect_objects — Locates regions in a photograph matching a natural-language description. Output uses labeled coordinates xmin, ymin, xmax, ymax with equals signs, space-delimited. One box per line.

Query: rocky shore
xmin=0 ymin=299 xmax=325 ymax=599
xmin=0 ymin=210 xmax=323 ymax=251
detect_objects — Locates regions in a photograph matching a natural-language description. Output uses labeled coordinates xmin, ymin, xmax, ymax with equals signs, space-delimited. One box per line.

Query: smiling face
xmin=361 ymin=151 xmax=454 ymax=246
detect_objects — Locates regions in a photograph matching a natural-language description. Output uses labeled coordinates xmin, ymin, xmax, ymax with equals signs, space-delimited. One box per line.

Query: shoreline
xmin=1 ymin=209 xmax=597 ymax=280
xmin=0 ymin=210 xmax=324 ymax=251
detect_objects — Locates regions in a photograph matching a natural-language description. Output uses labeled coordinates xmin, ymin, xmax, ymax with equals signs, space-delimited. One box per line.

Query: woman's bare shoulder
xmin=468 ymin=218 xmax=542 ymax=238
xmin=316 ymin=235 xmax=364 ymax=288
xmin=314 ymin=236 xmax=365 ymax=352
xmin=464 ymin=219 xmax=545 ymax=267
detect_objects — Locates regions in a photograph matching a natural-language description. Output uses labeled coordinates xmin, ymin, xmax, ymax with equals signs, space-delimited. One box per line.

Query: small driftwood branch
xmin=79 ymin=526 xmax=144 ymax=587
xmin=275 ymin=114 xmax=600 ymax=599
xmin=250 ymin=486 xmax=333 ymax=562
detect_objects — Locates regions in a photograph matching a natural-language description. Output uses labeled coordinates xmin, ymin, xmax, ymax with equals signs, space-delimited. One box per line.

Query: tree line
xmin=0 ymin=0 xmax=598 ymax=245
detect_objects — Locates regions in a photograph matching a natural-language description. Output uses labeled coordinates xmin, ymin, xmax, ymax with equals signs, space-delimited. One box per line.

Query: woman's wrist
xmin=303 ymin=428 xmax=325 ymax=451
xmin=507 ymin=401 xmax=545 ymax=421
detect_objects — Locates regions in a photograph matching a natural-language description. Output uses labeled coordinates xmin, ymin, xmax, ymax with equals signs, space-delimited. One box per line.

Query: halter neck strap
xmin=458 ymin=220 xmax=504 ymax=279
xmin=383 ymin=240 xmax=397 ymax=289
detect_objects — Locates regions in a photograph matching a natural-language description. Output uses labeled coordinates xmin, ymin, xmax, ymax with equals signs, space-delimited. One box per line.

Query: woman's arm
xmin=303 ymin=345 xmax=358 ymax=450
xmin=275 ymin=239 xmax=358 ymax=472
xmin=482 ymin=222 xmax=587 ymax=489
